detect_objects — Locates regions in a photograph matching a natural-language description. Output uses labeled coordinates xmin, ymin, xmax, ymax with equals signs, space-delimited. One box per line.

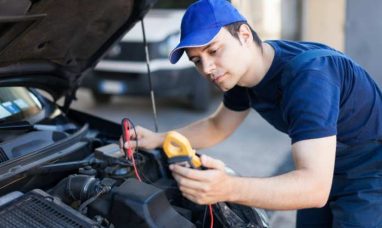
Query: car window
xmin=0 ymin=87 xmax=43 ymax=123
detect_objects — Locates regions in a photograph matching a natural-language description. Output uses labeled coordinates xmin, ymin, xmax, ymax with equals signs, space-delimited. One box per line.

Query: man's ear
xmin=238 ymin=24 xmax=253 ymax=45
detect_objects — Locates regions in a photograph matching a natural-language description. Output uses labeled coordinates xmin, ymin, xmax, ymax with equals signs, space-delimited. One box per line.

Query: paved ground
xmin=71 ymin=88 xmax=296 ymax=227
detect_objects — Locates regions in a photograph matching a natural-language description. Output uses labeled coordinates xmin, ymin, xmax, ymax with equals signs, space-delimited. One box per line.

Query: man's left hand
xmin=169 ymin=155 xmax=233 ymax=205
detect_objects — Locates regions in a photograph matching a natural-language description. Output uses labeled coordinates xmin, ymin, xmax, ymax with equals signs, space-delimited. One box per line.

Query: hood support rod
xmin=141 ymin=18 xmax=159 ymax=132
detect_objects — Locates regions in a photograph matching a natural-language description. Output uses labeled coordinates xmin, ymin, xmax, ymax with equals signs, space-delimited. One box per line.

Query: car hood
xmin=0 ymin=0 xmax=155 ymax=101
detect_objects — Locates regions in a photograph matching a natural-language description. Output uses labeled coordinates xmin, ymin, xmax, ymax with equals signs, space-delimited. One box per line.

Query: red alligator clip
xmin=121 ymin=118 xmax=133 ymax=159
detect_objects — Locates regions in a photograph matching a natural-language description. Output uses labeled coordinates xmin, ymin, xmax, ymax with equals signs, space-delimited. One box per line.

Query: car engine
xmin=0 ymin=107 xmax=268 ymax=228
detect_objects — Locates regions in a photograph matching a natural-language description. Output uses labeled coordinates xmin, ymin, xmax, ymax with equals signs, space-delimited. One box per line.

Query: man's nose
xmin=201 ymin=59 xmax=215 ymax=76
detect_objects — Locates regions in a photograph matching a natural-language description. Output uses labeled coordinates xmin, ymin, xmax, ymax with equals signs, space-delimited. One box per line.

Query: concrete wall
xmin=232 ymin=0 xmax=281 ymax=40
xmin=345 ymin=0 xmax=382 ymax=85
xmin=301 ymin=0 xmax=382 ymax=85
xmin=301 ymin=0 xmax=346 ymax=51
xmin=281 ymin=0 xmax=301 ymax=40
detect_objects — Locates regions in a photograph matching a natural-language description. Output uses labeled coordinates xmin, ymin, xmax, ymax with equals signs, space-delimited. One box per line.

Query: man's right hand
xmin=121 ymin=125 xmax=164 ymax=151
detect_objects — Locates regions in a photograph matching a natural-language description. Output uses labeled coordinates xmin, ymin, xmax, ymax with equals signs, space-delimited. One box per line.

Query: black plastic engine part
xmin=110 ymin=178 xmax=195 ymax=228
xmin=50 ymin=174 xmax=116 ymax=207
xmin=214 ymin=202 xmax=269 ymax=228
xmin=0 ymin=130 xmax=67 ymax=161
xmin=0 ymin=189 xmax=100 ymax=228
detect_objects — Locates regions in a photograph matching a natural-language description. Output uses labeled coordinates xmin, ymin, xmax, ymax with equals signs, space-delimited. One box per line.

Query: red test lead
xmin=121 ymin=118 xmax=142 ymax=182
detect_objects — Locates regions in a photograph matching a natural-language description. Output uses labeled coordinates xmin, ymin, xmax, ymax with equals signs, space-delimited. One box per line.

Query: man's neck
xmin=239 ymin=42 xmax=275 ymax=88
xmin=259 ymin=42 xmax=275 ymax=82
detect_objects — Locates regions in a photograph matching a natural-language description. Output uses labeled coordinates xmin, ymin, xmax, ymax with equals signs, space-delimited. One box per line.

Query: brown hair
xmin=224 ymin=21 xmax=262 ymax=48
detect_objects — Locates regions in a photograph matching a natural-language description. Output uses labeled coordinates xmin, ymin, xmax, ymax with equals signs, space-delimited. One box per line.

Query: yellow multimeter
xmin=162 ymin=131 xmax=202 ymax=169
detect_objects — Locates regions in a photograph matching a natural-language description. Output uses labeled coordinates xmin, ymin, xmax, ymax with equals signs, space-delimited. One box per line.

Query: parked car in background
xmin=81 ymin=0 xmax=212 ymax=111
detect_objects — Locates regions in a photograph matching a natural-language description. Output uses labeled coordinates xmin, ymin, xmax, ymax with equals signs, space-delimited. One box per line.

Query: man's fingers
xmin=131 ymin=125 xmax=147 ymax=139
xmin=172 ymin=172 xmax=206 ymax=190
xmin=170 ymin=164 xmax=210 ymax=181
xmin=182 ymin=192 xmax=209 ymax=205
xmin=128 ymin=128 xmax=137 ymax=139
xmin=182 ymin=193 xmax=198 ymax=204
xmin=200 ymin=154 xmax=225 ymax=171
xmin=123 ymin=140 xmax=138 ymax=151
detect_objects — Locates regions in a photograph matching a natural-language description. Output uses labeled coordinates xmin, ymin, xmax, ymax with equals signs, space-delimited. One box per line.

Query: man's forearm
xmin=148 ymin=118 xmax=218 ymax=150
xmin=175 ymin=104 xmax=249 ymax=149
xmin=176 ymin=117 xmax=227 ymax=149
xmin=227 ymin=170 xmax=330 ymax=210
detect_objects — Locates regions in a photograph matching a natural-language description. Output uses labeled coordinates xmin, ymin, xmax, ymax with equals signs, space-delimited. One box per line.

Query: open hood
xmin=0 ymin=0 xmax=156 ymax=101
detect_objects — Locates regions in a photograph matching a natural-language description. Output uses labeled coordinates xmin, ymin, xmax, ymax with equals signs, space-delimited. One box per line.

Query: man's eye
xmin=192 ymin=59 xmax=201 ymax=65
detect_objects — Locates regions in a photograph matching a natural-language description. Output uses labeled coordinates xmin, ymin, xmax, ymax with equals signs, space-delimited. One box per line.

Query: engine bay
xmin=0 ymin=121 xmax=204 ymax=227
xmin=0 ymin=105 xmax=268 ymax=228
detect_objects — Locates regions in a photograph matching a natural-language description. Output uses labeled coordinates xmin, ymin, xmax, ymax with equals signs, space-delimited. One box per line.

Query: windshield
xmin=0 ymin=87 xmax=43 ymax=124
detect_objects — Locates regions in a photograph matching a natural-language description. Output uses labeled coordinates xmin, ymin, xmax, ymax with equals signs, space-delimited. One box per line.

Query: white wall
xmin=232 ymin=0 xmax=281 ymax=40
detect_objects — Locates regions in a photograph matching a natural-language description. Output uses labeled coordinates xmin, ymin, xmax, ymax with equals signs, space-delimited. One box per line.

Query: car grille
xmin=0 ymin=190 xmax=99 ymax=228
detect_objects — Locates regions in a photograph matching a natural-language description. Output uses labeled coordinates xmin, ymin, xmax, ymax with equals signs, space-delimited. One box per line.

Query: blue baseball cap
xmin=169 ymin=0 xmax=247 ymax=64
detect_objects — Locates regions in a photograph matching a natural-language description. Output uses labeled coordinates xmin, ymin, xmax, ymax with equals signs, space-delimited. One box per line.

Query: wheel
xmin=91 ymin=91 xmax=112 ymax=104
xmin=189 ymin=75 xmax=211 ymax=111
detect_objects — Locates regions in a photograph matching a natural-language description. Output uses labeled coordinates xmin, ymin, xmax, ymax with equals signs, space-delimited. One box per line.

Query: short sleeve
xmin=281 ymin=70 xmax=340 ymax=144
xmin=223 ymin=86 xmax=251 ymax=111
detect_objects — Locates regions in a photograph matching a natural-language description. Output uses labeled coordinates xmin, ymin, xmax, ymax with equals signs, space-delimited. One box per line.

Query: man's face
xmin=185 ymin=28 xmax=253 ymax=92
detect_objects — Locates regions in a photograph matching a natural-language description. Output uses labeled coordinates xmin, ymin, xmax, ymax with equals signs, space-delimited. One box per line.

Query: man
xmin=124 ymin=0 xmax=382 ymax=226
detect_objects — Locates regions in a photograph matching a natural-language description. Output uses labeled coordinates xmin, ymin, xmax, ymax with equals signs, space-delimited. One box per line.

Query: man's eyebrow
xmin=188 ymin=41 xmax=218 ymax=61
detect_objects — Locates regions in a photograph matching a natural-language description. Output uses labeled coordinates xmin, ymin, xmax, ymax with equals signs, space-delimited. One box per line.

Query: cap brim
xmin=169 ymin=27 xmax=222 ymax=64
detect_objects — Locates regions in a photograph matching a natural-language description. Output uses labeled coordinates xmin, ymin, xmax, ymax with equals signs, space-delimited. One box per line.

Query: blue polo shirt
xmin=223 ymin=40 xmax=382 ymax=145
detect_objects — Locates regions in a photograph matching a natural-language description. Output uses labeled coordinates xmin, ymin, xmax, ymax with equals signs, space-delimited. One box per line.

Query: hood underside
xmin=0 ymin=0 xmax=155 ymax=100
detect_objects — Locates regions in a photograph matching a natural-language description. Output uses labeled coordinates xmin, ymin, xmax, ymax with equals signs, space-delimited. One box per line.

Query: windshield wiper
xmin=0 ymin=121 xmax=78 ymax=131
xmin=0 ymin=121 xmax=34 ymax=130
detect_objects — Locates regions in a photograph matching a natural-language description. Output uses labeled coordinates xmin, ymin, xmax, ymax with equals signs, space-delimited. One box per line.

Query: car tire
xmin=92 ymin=91 xmax=112 ymax=104
xmin=190 ymin=75 xmax=210 ymax=111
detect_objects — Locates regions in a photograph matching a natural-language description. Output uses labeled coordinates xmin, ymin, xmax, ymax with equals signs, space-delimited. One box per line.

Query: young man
xmin=125 ymin=0 xmax=382 ymax=226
